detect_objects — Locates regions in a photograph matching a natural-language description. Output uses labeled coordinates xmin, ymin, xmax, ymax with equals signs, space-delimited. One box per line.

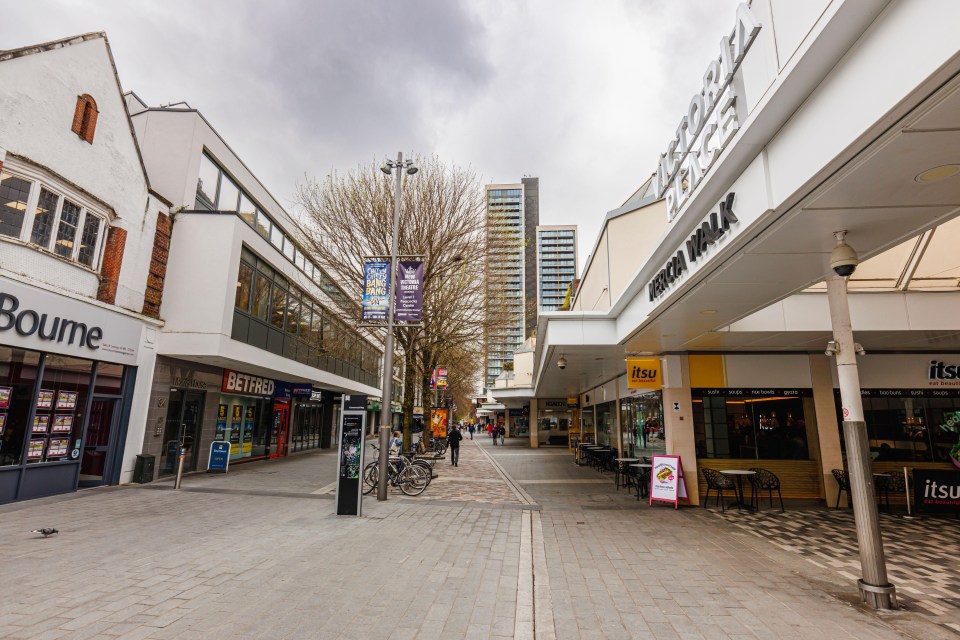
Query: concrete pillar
xmin=661 ymin=354 xmax=699 ymax=504
xmin=810 ymin=355 xmax=844 ymax=506
xmin=529 ymin=401 xmax=539 ymax=448
xmin=613 ymin=381 xmax=624 ymax=456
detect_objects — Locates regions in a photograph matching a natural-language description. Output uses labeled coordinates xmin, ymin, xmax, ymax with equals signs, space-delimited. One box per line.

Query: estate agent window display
xmin=0 ymin=347 xmax=93 ymax=467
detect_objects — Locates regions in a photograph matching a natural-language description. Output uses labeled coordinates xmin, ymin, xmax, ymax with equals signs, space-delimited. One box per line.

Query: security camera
xmin=830 ymin=231 xmax=858 ymax=277
xmin=824 ymin=340 xmax=839 ymax=357
xmin=557 ymin=355 xmax=567 ymax=370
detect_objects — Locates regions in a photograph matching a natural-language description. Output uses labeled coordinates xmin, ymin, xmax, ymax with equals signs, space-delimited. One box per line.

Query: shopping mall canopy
xmin=534 ymin=1 xmax=960 ymax=399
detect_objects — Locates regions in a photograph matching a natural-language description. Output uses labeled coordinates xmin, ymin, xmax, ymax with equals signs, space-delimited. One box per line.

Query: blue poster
xmin=361 ymin=260 xmax=390 ymax=322
xmin=208 ymin=441 xmax=230 ymax=472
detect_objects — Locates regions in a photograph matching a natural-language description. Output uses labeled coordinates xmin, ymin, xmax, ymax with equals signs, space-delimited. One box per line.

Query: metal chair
xmin=832 ymin=468 xmax=851 ymax=508
xmin=701 ymin=468 xmax=737 ymax=512
xmin=748 ymin=467 xmax=784 ymax=512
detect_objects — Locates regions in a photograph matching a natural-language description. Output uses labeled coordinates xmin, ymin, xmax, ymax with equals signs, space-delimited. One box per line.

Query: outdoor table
xmin=613 ymin=458 xmax=640 ymax=489
xmin=720 ymin=470 xmax=757 ymax=511
xmin=575 ymin=443 xmax=594 ymax=466
xmin=631 ymin=463 xmax=652 ymax=500
xmin=591 ymin=448 xmax=611 ymax=471
xmin=583 ymin=446 xmax=603 ymax=469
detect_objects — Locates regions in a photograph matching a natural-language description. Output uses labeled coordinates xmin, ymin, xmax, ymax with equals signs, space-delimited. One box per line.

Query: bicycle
xmin=371 ymin=444 xmax=434 ymax=486
xmin=363 ymin=448 xmax=429 ymax=496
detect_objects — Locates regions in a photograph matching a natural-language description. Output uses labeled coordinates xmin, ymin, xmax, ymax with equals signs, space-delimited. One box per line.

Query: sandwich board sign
xmin=207 ymin=441 xmax=230 ymax=473
xmin=649 ymin=454 xmax=690 ymax=509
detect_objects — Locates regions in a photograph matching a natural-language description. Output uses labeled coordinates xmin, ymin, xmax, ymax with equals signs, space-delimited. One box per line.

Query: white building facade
xmin=0 ymin=34 xmax=165 ymax=502
xmin=126 ymin=96 xmax=387 ymax=478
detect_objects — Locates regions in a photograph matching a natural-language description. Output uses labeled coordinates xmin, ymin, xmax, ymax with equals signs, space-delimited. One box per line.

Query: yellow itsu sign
xmin=626 ymin=358 xmax=662 ymax=390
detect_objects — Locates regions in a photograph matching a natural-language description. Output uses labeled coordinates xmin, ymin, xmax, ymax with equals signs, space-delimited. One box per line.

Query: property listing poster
xmin=56 ymin=391 xmax=78 ymax=410
xmin=36 ymin=389 xmax=54 ymax=410
xmin=0 ymin=386 xmax=11 ymax=409
xmin=229 ymin=405 xmax=242 ymax=454
xmin=52 ymin=415 xmax=74 ymax=434
xmin=47 ymin=438 xmax=69 ymax=460
xmin=32 ymin=415 xmax=50 ymax=434
xmin=27 ymin=439 xmax=45 ymax=460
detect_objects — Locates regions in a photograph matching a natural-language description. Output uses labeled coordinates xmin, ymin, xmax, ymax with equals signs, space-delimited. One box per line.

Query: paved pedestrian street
xmin=0 ymin=439 xmax=956 ymax=639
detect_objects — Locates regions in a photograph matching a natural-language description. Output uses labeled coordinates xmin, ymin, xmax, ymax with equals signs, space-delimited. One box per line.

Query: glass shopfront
xmin=292 ymin=397 xmax=324 ymax=452
xmin=0 ymin=346 xmax=132 ymax=503
xmin=693 ymin=389 xmax=812 ymax=460
xmin=837 ymin=389 xmax=960 ymax=464
xmin=596 ymin=401 xmax=616 ymax=448
xmin=580 ymin=407 xmax=596 ymax=444
xmin=620 ymin=391 xmax=664 ymax=459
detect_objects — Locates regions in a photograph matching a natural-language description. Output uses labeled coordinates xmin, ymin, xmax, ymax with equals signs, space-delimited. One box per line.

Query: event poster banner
xmin=361 ymin=260 xmax=390 ymax=322
xmin=215 ymin=404 xmax=228 ymax=442
xmin=431 ymin=409 xmax=448 ymax=439
xmin=395 ymin=260 xmax=424 ymax=323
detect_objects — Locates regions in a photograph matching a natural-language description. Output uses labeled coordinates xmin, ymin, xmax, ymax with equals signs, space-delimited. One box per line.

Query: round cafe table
xmin=719 ymin=470 xmax=757 ymax=511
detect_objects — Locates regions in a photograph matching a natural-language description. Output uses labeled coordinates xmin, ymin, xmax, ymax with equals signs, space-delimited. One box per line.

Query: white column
xmin=827 ymin=273 xmax=895 ymax=609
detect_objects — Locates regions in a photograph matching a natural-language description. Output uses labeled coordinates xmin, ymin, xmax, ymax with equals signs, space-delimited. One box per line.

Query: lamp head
xmin=406 ymin=164 xmax=419 ymax=175
xmin=380 ymin=163 xmax=392 ymax=175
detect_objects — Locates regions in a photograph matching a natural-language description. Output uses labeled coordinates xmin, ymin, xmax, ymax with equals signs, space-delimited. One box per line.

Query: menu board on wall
xmin=47 ymin=438 xmax=69 ymax=459
xmin=229 ymin=405 xmax=242 ymax=454
xmin=0 ymin=386 xmax=10 ymax=409
xmin=56 ymin=391 xmax=78 ymax=410
xmin=52 ymin=415 xmax=74 ymax=434
xmin=215 ymin=404 xmax=228 ymax=442
xmin=27 ymin=439 xmax=45 ymax=460
xmin=242 ymin=407 xmax=255 ymax=453
xmin=36 ymin=389 xmax=54 ymax=410
xmin=0 ymin=414 xmax=6 ymax=434
xmin=32 ymin=415 xmax=50 ymax=434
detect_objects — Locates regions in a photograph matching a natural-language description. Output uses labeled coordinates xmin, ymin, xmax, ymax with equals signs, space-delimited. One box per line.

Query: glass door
xmin=79 ymin=398 xmax=119 ymax=487
xmin=270 ymin=401 xmax=290 ymax=458
xmin=159 ymin=390 xmax=205 ymax=476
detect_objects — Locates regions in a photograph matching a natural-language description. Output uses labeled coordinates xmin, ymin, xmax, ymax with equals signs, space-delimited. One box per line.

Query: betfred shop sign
xmin=222 ymin=369 xmax=275 ymax=397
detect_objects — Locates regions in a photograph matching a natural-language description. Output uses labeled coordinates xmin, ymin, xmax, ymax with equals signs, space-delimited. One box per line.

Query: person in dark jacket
xmin=448 ymin=425 xmax=463 ymax=466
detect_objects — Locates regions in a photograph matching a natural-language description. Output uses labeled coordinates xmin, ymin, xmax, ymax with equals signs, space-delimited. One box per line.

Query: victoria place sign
xmin=653 ymin=3 xmax=760 ymax=221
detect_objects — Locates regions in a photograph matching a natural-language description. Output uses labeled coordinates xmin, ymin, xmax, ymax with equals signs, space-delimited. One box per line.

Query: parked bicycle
xmin=363 ymin=446 xmax=429 ymax=496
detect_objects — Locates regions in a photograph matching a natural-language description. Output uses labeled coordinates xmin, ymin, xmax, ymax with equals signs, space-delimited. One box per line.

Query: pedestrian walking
xmin=448 ymin=424 xmax=463 ymax=466
xmin=468 ymin=424 xmax=475 ymax=439
xmin=490 ymin=423 xmax=496 ymax=445
xmin=498 ymin=425 xmax=506 ymax=445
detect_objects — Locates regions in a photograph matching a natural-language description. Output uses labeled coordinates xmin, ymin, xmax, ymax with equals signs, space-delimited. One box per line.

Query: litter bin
xmin=133 ymin=454 xmax=155 ymax=484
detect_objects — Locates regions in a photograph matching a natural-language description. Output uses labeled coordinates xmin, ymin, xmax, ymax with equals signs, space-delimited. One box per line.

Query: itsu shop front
xmin=0 ymin=277 xmax=150 ymax=503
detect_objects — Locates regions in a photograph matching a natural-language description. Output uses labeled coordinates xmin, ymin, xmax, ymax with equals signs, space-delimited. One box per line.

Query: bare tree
xmin=296 ymin=156 xmax=493 ymax=451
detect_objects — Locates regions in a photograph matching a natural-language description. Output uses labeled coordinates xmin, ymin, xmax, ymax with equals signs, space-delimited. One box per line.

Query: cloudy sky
xmin=5 ymin=0 xmax=741 ymax=267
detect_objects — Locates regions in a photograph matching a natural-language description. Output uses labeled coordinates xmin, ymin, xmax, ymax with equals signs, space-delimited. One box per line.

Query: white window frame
xmin=1 ymin=161 xmax=110 ymax=272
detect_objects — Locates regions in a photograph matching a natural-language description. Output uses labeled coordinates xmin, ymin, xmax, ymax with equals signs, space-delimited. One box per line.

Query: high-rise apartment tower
xmin=536 ymin=225 xmax=578 ymax=312
xmin=484 ymin=177 xmax=539 ymax=390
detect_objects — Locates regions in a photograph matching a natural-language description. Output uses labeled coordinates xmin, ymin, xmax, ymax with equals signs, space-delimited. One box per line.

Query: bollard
xmin=174 ymin=447 xmax=186 ymax=489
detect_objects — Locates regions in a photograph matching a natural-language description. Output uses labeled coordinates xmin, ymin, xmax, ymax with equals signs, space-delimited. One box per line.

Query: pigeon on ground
xmin=30 ymin=528 xmax=58 ymax=538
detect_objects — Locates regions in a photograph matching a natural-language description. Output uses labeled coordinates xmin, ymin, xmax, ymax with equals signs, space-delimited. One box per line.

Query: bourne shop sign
xmin=648 ymin=193 xmax=738 ymax=302
xmin=0 ymin=277 xmax=141 ymax=365
xmin=653 ymin=3 xmax=760 ymax=221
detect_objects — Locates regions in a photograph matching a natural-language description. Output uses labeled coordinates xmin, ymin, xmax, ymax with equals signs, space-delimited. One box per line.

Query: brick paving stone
xmin=0 ymin=436 xmax=956 ymax=639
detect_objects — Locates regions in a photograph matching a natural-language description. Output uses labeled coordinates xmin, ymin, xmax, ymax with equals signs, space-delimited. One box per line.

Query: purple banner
xmin=395 ymin=260 xmax=424 ymax=323
xmin=361 ymin=260 xmax=390 ymax=322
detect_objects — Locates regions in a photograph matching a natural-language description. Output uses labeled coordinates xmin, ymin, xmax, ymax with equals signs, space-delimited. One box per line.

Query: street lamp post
xmin=376 ymin=152 xmax=417 ymax=501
